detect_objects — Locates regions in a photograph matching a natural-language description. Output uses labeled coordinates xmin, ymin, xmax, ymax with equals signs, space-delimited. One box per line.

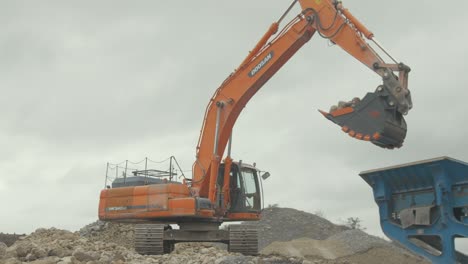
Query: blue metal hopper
xmin=360 ymin=157 xmax=468 ymax=263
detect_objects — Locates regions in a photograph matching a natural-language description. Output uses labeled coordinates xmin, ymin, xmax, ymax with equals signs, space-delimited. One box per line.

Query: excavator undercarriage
xmin=134 ymin=223 xmax=258 ymax=255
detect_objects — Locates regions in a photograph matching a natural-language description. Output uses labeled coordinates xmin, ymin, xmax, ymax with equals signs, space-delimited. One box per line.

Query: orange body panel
xmin=99 ymin=184 xmax=260 ymax=222
xmin=99 ymin=183 xmax=259 ymax=222
xmin=99 ymin=184 xmax=215 ymax=221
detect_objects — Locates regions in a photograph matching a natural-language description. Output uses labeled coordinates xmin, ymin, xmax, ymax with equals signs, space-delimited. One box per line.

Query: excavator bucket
xmin=319 ymin=88 xmax=407 ymax=149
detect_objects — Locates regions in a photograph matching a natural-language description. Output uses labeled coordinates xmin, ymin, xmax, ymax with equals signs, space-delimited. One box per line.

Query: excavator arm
xmin=298 ymin=0 xmax=412 ymax=148
xmin=192 ymin=0 xmax=412 ymax=211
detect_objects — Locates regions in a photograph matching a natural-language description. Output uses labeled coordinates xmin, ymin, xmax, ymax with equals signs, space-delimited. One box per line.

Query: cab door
xmin=217 ymin=163 xmax=261 ymax=213
xmin=218 ymin=164 xmax=261 ymax=213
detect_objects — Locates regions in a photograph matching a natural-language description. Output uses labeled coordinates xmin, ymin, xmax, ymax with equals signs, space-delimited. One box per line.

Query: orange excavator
xmin=99 ymin=0 xmax=412 ymax=255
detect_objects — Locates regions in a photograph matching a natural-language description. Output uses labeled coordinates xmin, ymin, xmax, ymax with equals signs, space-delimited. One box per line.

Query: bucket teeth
xmin=372 ymin=133 xmax=381 ymax=140
xmin=355 ymin=133 xmax=363 ymax=140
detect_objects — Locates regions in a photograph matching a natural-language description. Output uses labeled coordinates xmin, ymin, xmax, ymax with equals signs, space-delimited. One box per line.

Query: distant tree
xmin=267 ymin=203 xmax=279 ymax=208
xmin=345 ymin=217 xmax=366 ymax=230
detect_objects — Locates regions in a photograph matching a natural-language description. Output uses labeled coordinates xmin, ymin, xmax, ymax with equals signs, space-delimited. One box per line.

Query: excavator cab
xmin=218 ymin=162 xmax=262 ymax=214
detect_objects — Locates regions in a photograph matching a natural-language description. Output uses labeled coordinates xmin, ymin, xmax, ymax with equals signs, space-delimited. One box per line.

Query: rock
xmin=243 ymin=207 xmax=348 ymax=250
xmin=25 ymin=253 xmax=36 ymax=261
xmin=80 ymin=221 xmax=135 ymax=249
xmin=72 ymin=248 xmax=99 ymax=262
xmin=217 ymin=255 xmax=253 ymax=264
xmin=15 ymin=242 xmax=32 ymax=258
xmin=25 ymin=247 xmax=47 ymax=261
xmin=57 ymin=256 xmax=76 ymax=264
xmin=214 ymin=257 xmax=227 ymax=264
xmin=111 ymin=252 xmax=126 ymax=262
xmin=0 ymin=241 xmax=7 ymax=259
xmin=3 ymin=257 xmax=22 ymax=264
xmin=79 ymin=221 xmax=106 ymax=237
xmin=98 ymin=253 xmax=113 ymax=263
xmin=261 ymin=237 xmax=353 ymax=260
xmin=327 ymin=229 xmax=393 ymax=254
xmin=5 ymin=245 xmax=18 ymax=258
xmin=29 ymin=256 xmax=61 ymax=264
xmin=48 ymin=247 xmax=72 ymax=258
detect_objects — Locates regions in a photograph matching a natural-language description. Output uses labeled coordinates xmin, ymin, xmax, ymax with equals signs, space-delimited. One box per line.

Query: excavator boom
xmin=296 ymin=0 xmax=412 ymax=148
xmin=193 ymin=0 xmax=413 ymax=204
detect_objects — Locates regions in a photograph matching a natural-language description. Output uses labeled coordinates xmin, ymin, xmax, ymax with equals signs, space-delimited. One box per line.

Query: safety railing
xmin=104 ymin=156 xmax=187 ymax=188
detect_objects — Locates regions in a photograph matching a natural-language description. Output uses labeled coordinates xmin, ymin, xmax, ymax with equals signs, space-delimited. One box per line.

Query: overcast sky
xmin=1 ymin=0 xmax=468 ymax=249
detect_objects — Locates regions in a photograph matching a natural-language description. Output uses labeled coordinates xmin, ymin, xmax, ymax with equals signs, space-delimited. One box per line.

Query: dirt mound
xmin=346 ymin=247 xmax=427 ymax=264
xmin=327 ymin=229 xmax=399 ymax=254
xmin=261 ymin=237 xmax=352 ymax=259
xmin=79 ymin=221 xmax=135 ymax=249
xmin=254 ymin=208 xmax=428 ymax=263
xmin=0 ymin=228 xmax=305 ymax=264
xmin=246 ymin=207 xmax=348 ymax=249
xmin=261 ymin=235 xmax=428 ymax=264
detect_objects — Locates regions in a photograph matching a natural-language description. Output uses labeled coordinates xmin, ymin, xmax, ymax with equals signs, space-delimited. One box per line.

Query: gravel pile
xmin=246 ymin=207 xmax=348 ymax=249
xmin=253 ymin=208 xmax=428 ymax=263
xmin=0 ymin=228 xmax=307 ymax=264
xmin=79 ymin=221 xmax=135 ymax=249
xmin=327 ymin=229 xmax=397 ymax=253
xmin=261 ymin=234 xmax=428 ymax=263
xmin=261 ymin=237 xmax=352 ymax=259
xmin=328 ymin=230 xmax=434 ymax=263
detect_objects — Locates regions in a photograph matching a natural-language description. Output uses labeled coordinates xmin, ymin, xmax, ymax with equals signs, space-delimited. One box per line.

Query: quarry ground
xmin=0 ymin=207 xmax=429 ymax=264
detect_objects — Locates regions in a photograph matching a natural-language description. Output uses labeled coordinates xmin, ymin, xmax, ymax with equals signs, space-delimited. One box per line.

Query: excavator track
xmin=228 ymin=225 xmax=259 ymax=255
xmin=134 ymin=224 xmax=166 ymax=255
